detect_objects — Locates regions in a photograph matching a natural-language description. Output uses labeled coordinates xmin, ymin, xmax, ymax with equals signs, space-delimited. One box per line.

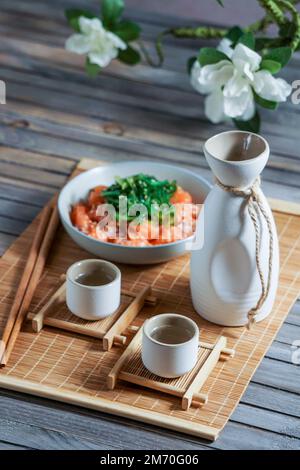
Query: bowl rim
xmin=58 ymin=160 xmax=212 ymax=250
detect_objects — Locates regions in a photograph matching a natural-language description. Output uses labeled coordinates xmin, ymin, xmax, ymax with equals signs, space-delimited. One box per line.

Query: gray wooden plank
xmin=0 ymin=56 xmax=298 ymax=171
xmin=0 ymin=122 xmax=299 ymax=202
xmin=4 ymin=0 xmax=300 ymax=65
xmin=0 ymin=199 xmax=40 ymax=222
xmin=2 ymin=75 xmax=300 ymax=174
xmin=0 ymin=233 xmax=16 ymax=256
xmin=0 ymin=175 xmax=57 ymax=194
xmin=242 ymin=383 xmax=300 ymax=418
xmin=0 ymin=159 xmax=67 ymax=189
xmin=275 ymin=323 xmax=300 ymax=346
xmin=2 ymin=47 xmax=300 ymax=143
xmin=252 ymin=357 xmax=300 ymax=394
xmin=232 ymin=404 xmax=300 ymax=439
xmin=215 ymin=421 xmax=299 ymax=450
xmin=0 ymin=388 xmax=299 ymax=450
xmin=2 ymin=98 xmax=297 ymax=187
xmin=0 ymin=391 xmax=210 ymax=450
xmin=0 ymin=418 xmax=119 ymax=450
xmin=286 ymin=301 xmax=300 ymax=327
xmin=0 ymin=181 xmax=51 ymax=207
xmin=1 ymin=86 xmax=300 ymax=190
xmin=0 ymin=215 xmax=28 ymax=236
xmin=0 ymin=17 xmax=297 ymax=110
xmin=265 ymin=340 xmax=295 ymax=363
xmin=0 ymin=146 xmax=75 ymax=174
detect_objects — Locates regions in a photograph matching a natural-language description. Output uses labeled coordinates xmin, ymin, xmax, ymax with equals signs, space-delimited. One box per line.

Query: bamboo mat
xmin=0 ymin=158 xmax=299 ymax=441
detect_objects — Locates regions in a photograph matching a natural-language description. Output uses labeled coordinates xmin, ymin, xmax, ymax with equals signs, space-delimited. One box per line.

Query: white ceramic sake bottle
xmin=190 ymin=130 xmax=279 ymax=326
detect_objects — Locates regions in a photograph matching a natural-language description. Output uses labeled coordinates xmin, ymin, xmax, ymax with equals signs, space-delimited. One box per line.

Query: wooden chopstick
xmin=0 ymin=201 xmax=59 ymax=366
xmin=0 ymin=204 xmax=53 ymax=363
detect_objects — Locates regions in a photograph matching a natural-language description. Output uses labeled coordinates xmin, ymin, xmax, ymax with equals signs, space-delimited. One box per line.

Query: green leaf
xmin=118 ymin=46 xmax=140 ymax=65
xmin=255 ymin=37 xmax=274 ymax=51
xmin=187 ymin=56 xmax=197 ymax=74
xmin=226 ymin=26 xmax=244 ymax=44
xmin=112 ymin=20 xmax=141 ymax=41
xmin=260 ymin=59 xmax=281 ymax=74
xmin=198 ymin=47 xmax=229 ymax=66
xmin=85 ymin=57 xmax=101 ymax=77
xmin=279 ymin=21 xmax=296 ymax=39
xmin=254 ymin=91 xmax=278 ymax=110
xmin=65 ymin=9 xmax=96 ymax=31
xmin=102 ymin=0 xmax=124 ymax=27
xmin=263 ymin=47 xmax=292 ymax=67
xmin=234 ymin=110 xmax=260 ymax=133
xmin=216 ymin=0 xmax=224 ymax=6
xmin=238 ymin=32 xmax=255 ymax=50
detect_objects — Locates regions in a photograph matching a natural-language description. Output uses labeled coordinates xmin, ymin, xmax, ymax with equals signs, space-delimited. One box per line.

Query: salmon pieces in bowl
xmin=58 ymin=161 xmax=211 ymax=264
xmin=70 ymin=174 xmax=200 ymax=247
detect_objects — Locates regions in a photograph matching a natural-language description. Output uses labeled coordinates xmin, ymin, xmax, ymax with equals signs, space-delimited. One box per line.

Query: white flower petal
xmin=240 ymin=89 xmax=255 ymax=120
xmin=88 ymin=50 xmax=115 ymax=67
xmin=217 ymin=38 xmax=234 ymax=59
xmin=65 ymin=16 xmax=128 ymax=69
xmin=191 ymin=60 xmax=233 ymax=94
xmin=232 ymin=43 xmax=261 ymax=76
xmin=106 ymin=31 xmax=127 ymax=50
xmin=79 ymin=17 xmax=103 ymax=35
xmin=223 ymin=75 xmax=254 ymax=119
xmin=65 ymin=34 xmax=91 ymax=54
xmin=223 ymin=70 xmax=249 ymax=97
xmin=253 ymin=70 xmax=292 ymax=102
xmin=205 ymin=90 xmax=227 ymax=123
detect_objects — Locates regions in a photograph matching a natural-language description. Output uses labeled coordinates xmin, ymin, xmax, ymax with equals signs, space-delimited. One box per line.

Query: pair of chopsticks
xmin=0 ymin=199 xmax=59 ymax=366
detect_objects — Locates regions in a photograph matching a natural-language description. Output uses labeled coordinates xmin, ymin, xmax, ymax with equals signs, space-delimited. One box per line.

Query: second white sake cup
xmin=142 ymin=313 xmax=199 ymax=378
xmin=66 ymin=259 xmax=121 ymax=320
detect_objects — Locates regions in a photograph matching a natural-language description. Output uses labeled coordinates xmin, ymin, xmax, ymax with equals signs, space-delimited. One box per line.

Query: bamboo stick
xmin=119 ymin=371 xmax=208 ymax=406
xmin=30 ymin=281 xmax=66 ymax=333
xmin=107 ymin=327 xmax=143 ymax=389
xmin=103 ymin=285 xmax=151 ymax=351
xmin=0 ymin=203 xmax=60 ymax=366
xmin=0 ymin=204 xmax=53 ymax=362
xmin=121 ymin=289 xmax=157 ymax=306
xmin=182 ymin=336 xmax=227 ymax=411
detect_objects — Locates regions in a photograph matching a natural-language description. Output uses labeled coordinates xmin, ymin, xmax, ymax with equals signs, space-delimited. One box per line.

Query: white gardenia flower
xmin=65 ymin=16 xmax=127 ymax=68
xmin=191 ymin=40 xmax=292 ymax=123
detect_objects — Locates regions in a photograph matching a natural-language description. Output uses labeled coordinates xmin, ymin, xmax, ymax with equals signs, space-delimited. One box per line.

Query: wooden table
xmin=0 ymin=0 xmax=299 ymax=450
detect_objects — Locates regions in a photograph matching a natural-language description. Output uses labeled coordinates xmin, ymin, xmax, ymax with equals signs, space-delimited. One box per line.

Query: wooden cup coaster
xmin=107 ymin=326 xmax=235 ymax=411
xmin=27 ymin=281 xmax=156 ymax=351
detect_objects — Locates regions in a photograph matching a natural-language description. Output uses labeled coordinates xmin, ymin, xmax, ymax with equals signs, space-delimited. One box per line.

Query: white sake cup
xmin=142 ymin=313 xmax=199 ymax=378
xmin=66 ymin=259 xmax=121 ymax=320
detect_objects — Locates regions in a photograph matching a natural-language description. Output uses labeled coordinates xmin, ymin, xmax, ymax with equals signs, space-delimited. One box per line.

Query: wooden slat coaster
xmin=107 ymin=327 xmax=235 ymax=411
xmin=27 ymin=282 xmax=155 ymax=350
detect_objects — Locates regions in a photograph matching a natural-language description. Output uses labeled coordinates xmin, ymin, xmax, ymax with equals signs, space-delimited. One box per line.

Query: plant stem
xmin=138 ymin=38 xmax=164 ymax=67
xmin=168 ymin=25 xmax=227 ymax=39
xmin=258 ymin=0 xmax=287 ymax=25
xmin=148 ymin=0 xmax=300 ymax=66
xmin=276 ymin=0 xmax=300 ymax=49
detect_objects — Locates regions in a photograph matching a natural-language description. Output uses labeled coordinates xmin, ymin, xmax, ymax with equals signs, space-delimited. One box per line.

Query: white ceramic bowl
xmin=58 ymin=161 xmax=211 ymax=265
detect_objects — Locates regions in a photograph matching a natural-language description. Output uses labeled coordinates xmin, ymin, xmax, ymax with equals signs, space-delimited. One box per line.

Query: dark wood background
xmin=0 ymin=0 xmax=299 ymax=450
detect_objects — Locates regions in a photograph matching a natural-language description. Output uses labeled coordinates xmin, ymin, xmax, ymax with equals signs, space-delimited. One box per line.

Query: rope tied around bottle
xmin=215 ymin=177 xmax=274 ymax=329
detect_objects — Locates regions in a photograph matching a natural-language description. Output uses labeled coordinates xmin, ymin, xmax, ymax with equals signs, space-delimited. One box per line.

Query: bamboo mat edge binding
xmin=0 ymin=157 xmax=299 ymax=443
xmin=0 ymin=374 xmax=219 ymax=441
